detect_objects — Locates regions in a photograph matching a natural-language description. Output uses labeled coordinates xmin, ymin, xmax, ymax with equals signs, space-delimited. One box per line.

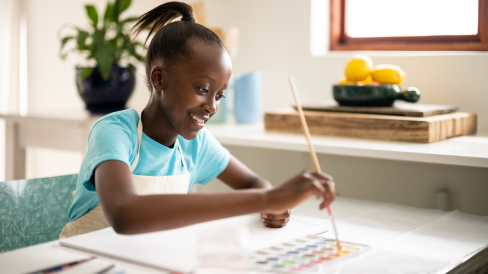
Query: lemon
xmin=372 ymin=64 xmax=406 ymax=85
xmin=344 ymin=55 xmax=374 ymax=82
xmin=338 ymin=74 xmax=372 ymax=86
xmin=358 ymin=74 xmax=372 ymax=85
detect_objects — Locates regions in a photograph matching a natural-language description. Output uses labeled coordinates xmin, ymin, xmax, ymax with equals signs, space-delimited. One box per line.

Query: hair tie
xmin=181 ymin=16 xmax=195 ymax=22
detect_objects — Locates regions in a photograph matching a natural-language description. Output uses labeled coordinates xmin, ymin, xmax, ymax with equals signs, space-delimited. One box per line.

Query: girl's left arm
xmin=217 ymin=155 xmax=291 ymax=228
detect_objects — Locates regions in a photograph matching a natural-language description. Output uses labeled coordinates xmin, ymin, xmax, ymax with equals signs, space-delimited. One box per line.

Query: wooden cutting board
xmin=264 ymin=109 xmax=477 ymax=143
xmin=300 ymin=101 xmax=458 ymax=117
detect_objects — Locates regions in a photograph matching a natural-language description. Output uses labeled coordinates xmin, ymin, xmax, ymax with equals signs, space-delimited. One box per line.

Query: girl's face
xmin=158 ymin=40 xmax=232 ymax=140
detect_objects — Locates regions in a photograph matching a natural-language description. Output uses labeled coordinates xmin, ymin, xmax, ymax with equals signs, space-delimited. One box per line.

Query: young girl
xmin=60 ymin=1 xmax=335 ymax=238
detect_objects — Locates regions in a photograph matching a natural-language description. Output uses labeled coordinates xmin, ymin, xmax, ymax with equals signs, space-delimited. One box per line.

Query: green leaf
xmin=80 ymin=67 xmax=93 ymax=79
xmin=113 ymin=0 xmax=121 ymax=23
xmin=85 ymin=5 xmax=98 ymax=27
xmin=119 ymin=0 xmax=131 ymax=14
xmin=60 ymin=36 xmax=73 ymax=49
xmin=95 ymin=42 xmax=114 ymax=80
xmin=113 ymin=0 xmax=131 ymax=23
xmin=59 ymin=36 xmax=74 ymax=60
xmin=128 ymin=63 xmax=136 ymax=74
xmin=76 ymin=30 xmax=89 ymax=51
xmin=103 ymin=2 xmax=114 ymax=24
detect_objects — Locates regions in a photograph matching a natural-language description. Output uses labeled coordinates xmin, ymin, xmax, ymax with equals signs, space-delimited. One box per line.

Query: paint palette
xmin=251 ymin=235 xmax=370 ymax=273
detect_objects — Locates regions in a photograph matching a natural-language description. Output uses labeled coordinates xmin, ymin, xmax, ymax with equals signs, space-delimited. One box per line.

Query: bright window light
xmin=346 ymin=0 xmax=478 ymax=38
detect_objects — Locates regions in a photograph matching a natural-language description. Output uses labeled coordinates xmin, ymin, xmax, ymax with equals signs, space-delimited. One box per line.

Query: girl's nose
xmin=203 ymin=98 xmax=218 ymax=114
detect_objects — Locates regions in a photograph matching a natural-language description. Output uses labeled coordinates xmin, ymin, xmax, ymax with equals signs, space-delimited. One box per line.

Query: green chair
xmin=0 ymin=174 xmax=77 ymax=253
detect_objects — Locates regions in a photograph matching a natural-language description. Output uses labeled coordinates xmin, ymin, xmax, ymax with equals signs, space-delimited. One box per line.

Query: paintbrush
xmin=288 ymin=76 xmax=342 ymax=252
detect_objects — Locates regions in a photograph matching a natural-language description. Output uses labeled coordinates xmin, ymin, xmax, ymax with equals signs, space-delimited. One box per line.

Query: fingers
xmin=261 ymin=217 xmax=290 ymax=228
xmin=306 ymin=171 xmax=336 ymax=210
xmin=261 ymin=209 xmax=291 ymax=228
xmin=261 ymin=209 xmax=290 ymax=220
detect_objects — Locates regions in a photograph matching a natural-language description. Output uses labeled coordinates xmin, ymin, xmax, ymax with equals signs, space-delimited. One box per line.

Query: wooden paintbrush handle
xmin=288 ymin=77 xmax=322 ymax=174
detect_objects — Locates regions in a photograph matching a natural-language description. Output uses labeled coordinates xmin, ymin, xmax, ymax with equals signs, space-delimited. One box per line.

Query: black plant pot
xmin=75 ymin=65 xmax=136 ymax=114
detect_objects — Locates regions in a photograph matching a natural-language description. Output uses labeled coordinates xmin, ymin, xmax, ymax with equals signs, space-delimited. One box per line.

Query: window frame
xmin=330 ymin=0 xmax=488 ymax=51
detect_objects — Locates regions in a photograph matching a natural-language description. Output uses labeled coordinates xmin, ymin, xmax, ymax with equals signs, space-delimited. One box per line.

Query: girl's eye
xmin=198 ymin=87 xmax=209 ymax=94
xmin=216 ymin=94 xmax=226 ymax=100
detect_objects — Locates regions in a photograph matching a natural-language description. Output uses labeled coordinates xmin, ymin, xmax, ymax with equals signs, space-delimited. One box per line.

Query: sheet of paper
xmin=60 ymin=215 xmax=327 ymax=273
xmin=316 ymin=209 xmax=488 ymax=272
xmin=0 ymin=242 xmax=91 ymax=274
xmin=322 ymin=249 xmax=449 ymax=274
xmin=380 ymin=211 xmax=488 ymax=263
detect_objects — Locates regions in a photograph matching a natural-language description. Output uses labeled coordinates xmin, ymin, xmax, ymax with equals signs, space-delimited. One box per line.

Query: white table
xmin=1 ymin=197 xmax=488 ymax=274
xmin=0 ymin=111 xmax=101 ymax=180
xmin=2 ymin=111 xmax=487 ymax=180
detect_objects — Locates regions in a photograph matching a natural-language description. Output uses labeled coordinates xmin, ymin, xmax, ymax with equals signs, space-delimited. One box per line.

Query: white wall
xmin=20 ymin=0 xmax=488 ymax=215
xmin=25 ymin=0 xmax=155 ymax=115
xmin=203 ymin=0 xmax=488 ymax=131
xmin=25 ymin=0 xmax=488 ymax=129
xmin=23 ymin=0 xmax=159 ymax=178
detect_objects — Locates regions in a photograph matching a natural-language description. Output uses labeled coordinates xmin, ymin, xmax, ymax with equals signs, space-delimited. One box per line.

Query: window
xmin=330 ymin=0 xmax=488 ymax=51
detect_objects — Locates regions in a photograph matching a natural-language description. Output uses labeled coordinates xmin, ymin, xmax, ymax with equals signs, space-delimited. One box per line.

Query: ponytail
xmin=131 ymin=1 xmax=193 ymax=49
xmin=131 ymin=1 xmax=224 ymax=91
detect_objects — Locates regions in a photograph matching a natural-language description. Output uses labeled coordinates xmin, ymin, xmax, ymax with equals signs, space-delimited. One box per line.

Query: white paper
xmin=60 ymin=215 xmax=327 ymax=273
xmin=380 ymin=211 xmax=488 ymax=263
xmin=323 ymin=249 xmax=448 ymax=274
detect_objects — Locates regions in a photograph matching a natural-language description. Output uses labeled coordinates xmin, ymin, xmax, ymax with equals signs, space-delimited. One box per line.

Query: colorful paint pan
xmin=252 ymin=236 xmax=370 ymax=273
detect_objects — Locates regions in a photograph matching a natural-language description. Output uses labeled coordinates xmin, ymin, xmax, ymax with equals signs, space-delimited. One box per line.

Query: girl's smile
xmin=189 ymin=112 xmax=207 ymax=128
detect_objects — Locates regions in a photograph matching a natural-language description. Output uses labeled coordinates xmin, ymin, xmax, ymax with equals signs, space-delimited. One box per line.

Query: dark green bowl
xmin=333 ymin=85 xmax=420 ymax=106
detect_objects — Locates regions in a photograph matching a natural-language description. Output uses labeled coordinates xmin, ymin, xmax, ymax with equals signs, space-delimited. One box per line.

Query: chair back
xmin=0 ymin=174 xmax=78 ymax=253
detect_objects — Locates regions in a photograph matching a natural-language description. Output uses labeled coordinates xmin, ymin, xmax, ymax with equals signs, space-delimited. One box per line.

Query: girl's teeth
xmin=191 ymin=114 xmax=203 ymax=123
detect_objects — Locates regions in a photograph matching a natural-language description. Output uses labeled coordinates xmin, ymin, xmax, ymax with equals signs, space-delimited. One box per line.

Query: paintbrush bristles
xmin=288 ymin=77 xmax=322 ymax=174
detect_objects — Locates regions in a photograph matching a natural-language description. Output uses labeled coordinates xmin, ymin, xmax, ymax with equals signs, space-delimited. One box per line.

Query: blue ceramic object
xmin=76 ymin=65 xmax=135 ymax=114
xmin=234 ymin=71 xmax=263 ymax=124
xmin=333 ymin=85 xmax=420 ymax=106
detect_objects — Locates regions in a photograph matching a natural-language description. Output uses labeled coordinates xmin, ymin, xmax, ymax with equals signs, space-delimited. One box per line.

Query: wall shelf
xmin=205 ymin=123 xmax=488 ymax=168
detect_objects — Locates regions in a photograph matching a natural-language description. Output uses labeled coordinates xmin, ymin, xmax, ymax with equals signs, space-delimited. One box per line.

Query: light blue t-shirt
xmin=68 ymin=109 xmax=230 ymax=221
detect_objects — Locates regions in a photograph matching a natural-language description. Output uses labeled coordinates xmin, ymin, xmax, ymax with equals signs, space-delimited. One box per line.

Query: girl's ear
xmin=150 ymin=65 xmax=165 ymax=91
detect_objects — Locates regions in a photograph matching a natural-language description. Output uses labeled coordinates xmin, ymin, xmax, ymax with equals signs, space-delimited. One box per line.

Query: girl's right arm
xmin=95 ymin=160 xmax=334 ymax=235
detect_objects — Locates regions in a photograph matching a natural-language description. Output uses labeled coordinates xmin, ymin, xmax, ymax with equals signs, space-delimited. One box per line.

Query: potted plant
xmin=59 ymin=0 xmax=143 ymax=113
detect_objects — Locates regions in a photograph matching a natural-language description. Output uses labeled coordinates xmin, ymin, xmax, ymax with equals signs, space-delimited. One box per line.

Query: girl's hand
xmin=264 ymin=171 xmax=335 ymax=214
xmin=261 ymin=209 xmax=291 ymax=228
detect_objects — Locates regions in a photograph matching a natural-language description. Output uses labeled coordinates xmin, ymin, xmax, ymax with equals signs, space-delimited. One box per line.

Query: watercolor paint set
xmin=251 ymin=235 xmax=370 ymax=273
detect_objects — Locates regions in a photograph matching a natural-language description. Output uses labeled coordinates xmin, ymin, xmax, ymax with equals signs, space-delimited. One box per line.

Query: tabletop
xmin=1 ymin=197 xmax=487 ymax=274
